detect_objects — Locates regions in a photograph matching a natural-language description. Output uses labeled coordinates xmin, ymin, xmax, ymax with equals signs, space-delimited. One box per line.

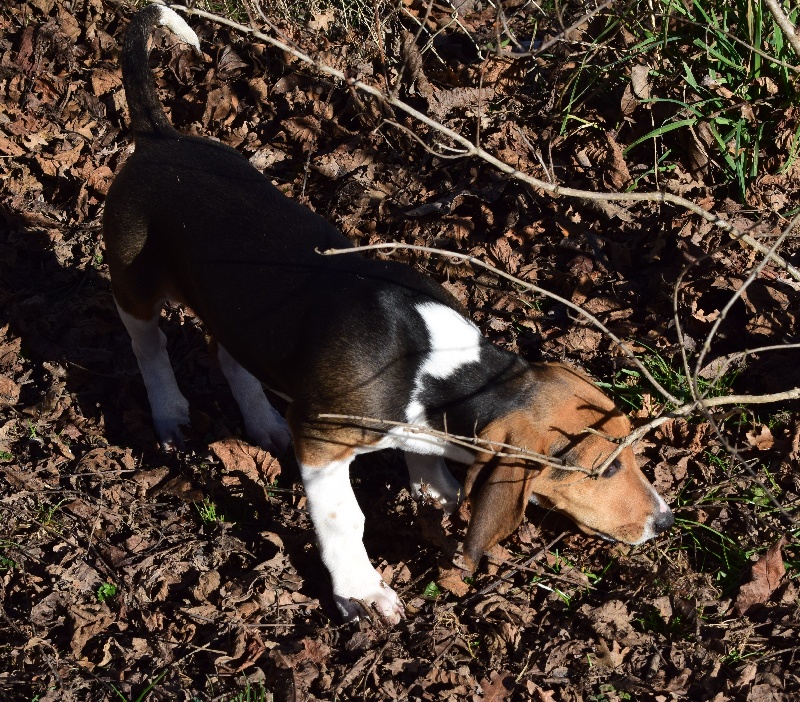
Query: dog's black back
xmin=104 ymin=6 xmax=470 ymax=418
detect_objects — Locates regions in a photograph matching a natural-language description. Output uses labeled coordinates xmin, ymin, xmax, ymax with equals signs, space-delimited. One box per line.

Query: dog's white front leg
xmin=405 ymin=452 xmax=461 ymax=513
xmin=300 ymin=459 xmax=404 ymax=624
xmin=217 ymin=344 xmax=292 ymax=454
xmin=117 ymin=302 xmax=190 ymax=449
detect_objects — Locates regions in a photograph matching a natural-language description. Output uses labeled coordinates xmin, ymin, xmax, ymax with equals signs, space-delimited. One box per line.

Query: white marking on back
xmin=156 ymin=6 xmax=201 ymax=52
xmin=405 ymin=302 xmax=480 ymax=426
xmin=377 ymin=302 xmax=483 ymax=462
xmin=416 ymin=302 xmax=481 ymax=379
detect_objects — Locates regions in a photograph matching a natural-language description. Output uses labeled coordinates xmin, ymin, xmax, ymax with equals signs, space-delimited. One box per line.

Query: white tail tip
xmin=155 ymin=5 xmax=201 ymax=52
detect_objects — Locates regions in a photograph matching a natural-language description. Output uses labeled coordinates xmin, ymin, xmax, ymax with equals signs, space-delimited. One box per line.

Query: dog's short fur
xmin=104 ymin=6 xmax=673 ymax=624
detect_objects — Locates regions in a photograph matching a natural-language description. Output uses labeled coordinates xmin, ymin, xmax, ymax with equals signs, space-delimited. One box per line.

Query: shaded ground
xmin=1 ymin=1 xmax=800 ymax=700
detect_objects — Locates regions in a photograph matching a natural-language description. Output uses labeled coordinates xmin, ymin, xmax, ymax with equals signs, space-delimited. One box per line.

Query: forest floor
xmin=1 ymin=0 xmax=800 ymax=700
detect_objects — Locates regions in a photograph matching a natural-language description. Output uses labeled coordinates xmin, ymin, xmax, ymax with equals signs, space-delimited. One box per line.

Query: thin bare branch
xmin=534 ymin=0 xmax=617 ymax=55
xmin=592 ymin=385 xmax=800 ymax=476
xmin=383 ymin=119 xmax=470 ymax=159
xmin=314 ymin=412 xmax=593 ymax=474
xmin=694 ymin=214 xmax=800 ymax=397
xmin=702 ymin=343 xmax=800 ymax=391
xmin=321 ymin=240 xmax=684 ymax=406
xmin=763 ymin=0 xmax=800 ymax=59
xmin=164 ymin=2 xmax=800 ymax=282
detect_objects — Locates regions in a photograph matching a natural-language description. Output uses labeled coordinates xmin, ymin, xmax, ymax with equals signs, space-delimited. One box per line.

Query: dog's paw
xmin=334 ymin=579 xmax=405 ymax=625
xmin=411 ymin=481 xmax=461 ymax=514
xmin=153 ymin=399 xmax=191 ymax=451
xmin=250 ymin=412 xmax=292 ymax=455
xmin=406 ymin=454 xmax=462 ymax=515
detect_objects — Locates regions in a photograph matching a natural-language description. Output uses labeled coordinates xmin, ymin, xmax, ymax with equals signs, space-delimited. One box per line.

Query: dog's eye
xmin=601 ymin=459 xmax=622 ymax=479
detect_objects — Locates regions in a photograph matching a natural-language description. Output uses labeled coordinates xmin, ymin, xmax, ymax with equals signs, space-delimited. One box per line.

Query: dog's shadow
xmin=0 ymin=205 xmax=435 ymax=624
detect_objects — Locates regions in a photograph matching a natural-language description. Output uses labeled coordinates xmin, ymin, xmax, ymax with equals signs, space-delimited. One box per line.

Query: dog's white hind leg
xmin=116 ymin=301 xmax=190 ymax=449
xmin=217 ymin=344 xmax=292 ymax=454
xmin=405 ymin=452 xmax=461 ymax=513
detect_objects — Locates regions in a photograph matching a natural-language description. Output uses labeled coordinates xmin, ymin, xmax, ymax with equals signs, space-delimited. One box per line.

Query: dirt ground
xmin=1 ymin=1 xmax=800 ymax=700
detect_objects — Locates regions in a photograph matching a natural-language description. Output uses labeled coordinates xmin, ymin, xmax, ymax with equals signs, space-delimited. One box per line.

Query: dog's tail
xmin=122 ymin=4 xmax=200 ymax=136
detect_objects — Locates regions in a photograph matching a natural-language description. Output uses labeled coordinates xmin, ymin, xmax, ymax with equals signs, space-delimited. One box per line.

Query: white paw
xmin=406 ymin=454 xmax=462 ymax=514
xmin=334 ymin=578 xmax=404 ymax=625
xmin=249 ymin=411 xmax=292 ymax=455
xmin=411 ymin=481 xmax=461 ymax=514
xmin=153 ymin=398 xmax=191 ymax=450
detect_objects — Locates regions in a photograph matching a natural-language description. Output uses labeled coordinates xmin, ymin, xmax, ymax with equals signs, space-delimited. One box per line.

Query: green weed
xmin=422 ymin=580 xmax=443 ymax=600
xmin=557 ymin=0 xmax=800 ymax=202
xmin=223 ymin=680 xmax=272 ymax=702
xmin=36 ymin=499 xmax=66 ymax=530
xmin=195 ymin=497 xmax=227 ymax=525
xmin=110 ymin=669 xmax=168 ymax=702
xmin=589 ymin=684 xmax=633 ymax=702
xmin=599 ymin=346 xmax=740 ymax=414
xmin=195 ymin=0 xmax=249 ymax=24
xmin=97 ymin=582 xmax=118 ymax=603
xmin=673 ymin=518 xmax=753 ymax=595
xmin=266 ymin=479 xmax=279 ymax=497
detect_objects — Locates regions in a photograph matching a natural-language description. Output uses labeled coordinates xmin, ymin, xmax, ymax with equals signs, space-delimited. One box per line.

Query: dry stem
xmin=164 ymin=1 xmax=800 ymax=281
xmin=322 ymin=241 xmax=800 ymax=479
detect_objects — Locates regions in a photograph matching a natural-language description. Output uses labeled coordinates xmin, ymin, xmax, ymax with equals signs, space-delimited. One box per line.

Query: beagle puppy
xmin=104 ymin=6 xmax=673 ymax=624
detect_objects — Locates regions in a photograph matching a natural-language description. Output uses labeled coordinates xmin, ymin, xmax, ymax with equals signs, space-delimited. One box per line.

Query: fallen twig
xmin=164 ymin=1 xmax=800 ymax=282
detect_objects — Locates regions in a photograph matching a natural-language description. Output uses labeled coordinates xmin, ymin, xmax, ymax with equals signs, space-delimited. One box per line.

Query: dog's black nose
xmin=653 ymin=507 xmax=674 ymax=534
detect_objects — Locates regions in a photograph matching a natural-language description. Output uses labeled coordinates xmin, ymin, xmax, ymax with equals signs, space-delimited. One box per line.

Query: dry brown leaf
xmin=631 ymin=64 xmax=651 ymax=101
xmin=57 ymin=7 xmax=81 ymax=41
xmin=746 ymin=425 xmax=774 ymax=451
xmin=282 ymin=115 xmax=321 ymax=151
xmin=746 ymin=683 xmax=786 ymax=702
xmin=157 ymin=475 xmax=204 ymax=501
xmin=90 ymin=67 xmax=121 ymax=96
xmin=308 ymin=9 xmax=335 ymax=31
xmin=524 ymin=682 xmax=558 ymax=701
xmin=558 ymin=326 xmax=603 ymax=354
xmin=476 ymin=670 xmax=514 ymax=701
xmin=314 ymin=140 xmax=373 ymax=179
xmin=604 ymin=132 xmax=632 ymax=189
xmin=0 ymin=374 xmax=20 ymax=406
xmin=192 ymin=570 xmax=221 ymax=602
xmin=595 ymin=639 xmax=629 ymax=668
xmin=133 ymin=466 xmax=170 ymax=492
xmin=438 ymin=564 xmax=471 ymax=597
xmin=734 ymin=537 xmax=788 ymax=616
xmin=216 ymin=46 xmax=248 ymax=80
xmin=69 ymin=602 xmax=115 ymax=657
xmin=203 ymin=85 xmax=238 ymax=126
xmin=210 ymin=437 xmax=281 ymax=486
xmin=0 ymin=134 xmax=25 ymax=157
xmin=583 ymin=599 xmax=635 ymax=644
xmin=216 ymin=628 xmax=269 ymax=673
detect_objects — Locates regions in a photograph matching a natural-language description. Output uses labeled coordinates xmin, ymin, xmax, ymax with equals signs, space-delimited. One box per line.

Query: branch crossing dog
xmin=104 ymin=5 xmax=673 ymax=625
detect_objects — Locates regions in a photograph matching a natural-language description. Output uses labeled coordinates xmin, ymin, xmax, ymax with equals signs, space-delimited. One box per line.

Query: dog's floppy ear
xmin=461 ymin=413 xmax=547 ymax=572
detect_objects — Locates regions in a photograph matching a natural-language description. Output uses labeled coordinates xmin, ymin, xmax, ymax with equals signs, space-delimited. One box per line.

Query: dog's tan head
xmin=461 ymin=363 xmax=672 ymax=570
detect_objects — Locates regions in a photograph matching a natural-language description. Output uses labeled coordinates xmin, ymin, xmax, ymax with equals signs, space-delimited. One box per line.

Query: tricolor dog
xmin=105 ymin=5 xmax=673 ymax=624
